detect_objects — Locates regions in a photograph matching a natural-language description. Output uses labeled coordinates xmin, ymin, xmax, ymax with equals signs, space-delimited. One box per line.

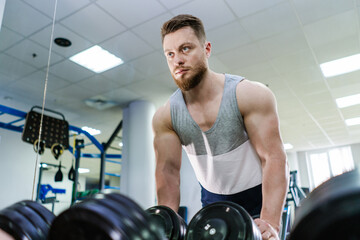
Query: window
xmin=307 ymin=146 xmax=354 ymax=189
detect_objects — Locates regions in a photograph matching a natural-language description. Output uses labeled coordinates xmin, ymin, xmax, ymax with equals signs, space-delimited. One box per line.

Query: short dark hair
xmin=161 ymin=14 xmax=206 ymax=44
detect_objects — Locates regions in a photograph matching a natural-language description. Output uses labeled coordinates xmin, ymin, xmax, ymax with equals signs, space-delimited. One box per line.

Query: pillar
xmin=120 ymin=100 xmax=156 ymax=208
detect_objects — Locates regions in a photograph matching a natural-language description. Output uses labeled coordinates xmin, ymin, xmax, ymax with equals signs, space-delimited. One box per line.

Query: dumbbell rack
xmin=0 ymin=104 xmax=122 ymax=203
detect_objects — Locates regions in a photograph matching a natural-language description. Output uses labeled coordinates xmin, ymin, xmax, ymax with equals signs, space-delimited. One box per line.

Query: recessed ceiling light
xmin=54 ymin=37 xmax=72 ymax=47
xmin=78 ymin=168 xmax=90 ymax=174
xmin=284 ymin=143 xmax=293 ymax=150
xmin=320 ymin=53 xmax=360 ymax=77
xmin=336 ymin=93 xmax=360 ymax=108
xmin=70 ymin=45 xmax=123 ymax=73
xmin=81 ymin=126 xmax=101 ymax=136
xmin=345 ymin=117 xmax=360 ymax=126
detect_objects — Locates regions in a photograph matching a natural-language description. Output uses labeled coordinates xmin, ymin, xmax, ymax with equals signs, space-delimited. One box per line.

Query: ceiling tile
xmin=327 ymin=71 xmax=360 ymax=89
xmin=77 ymin=75 xmax=122 ymax=95
xmin=330 ymin=82 xmax=360 ymax=99
xmin=129 ymin=51 xmax=169 ymax=77
xmin=216 ymin=43 xmax=268 ymax=70
xmin=60 ymin=4 xmax=126 ymax=43
xmin=150 ymin=71 xmax=177 ymax=90
xmin=312 ymin=35 xmax=360 ymax=64
xmin=52 ymin=83 xmax=96 ymax=100
xmin=208 ymin=56 xmax=231 ymax=74
xmin=225 ymin=0 xmax=286 ymax=18
xmin=257 ymin=28 xmax=310 ymax=59
xmin=240 ymin=2 xmax=300 ymax=41
xmin=6 ymin=79 xmax=45 ymax=103
xmin=132 ymin=12 xmax=173 ymax=50
xmin=18 ymin=70 xmax=71 ymax=92
xmin=24 ymin=0 xmax=91 ymax=20
xmin=29 ymin=24 xmax=93 ymax=58
xmin=102 ymin=63 xmax=146 ymax=86
xmin=207 ymin=21 xmax=252 ymax=55
xmin=102 ymin=87 xmax=142 ymax=106
xmin=6 ymin=39 xmax=64 ymax=69
xmin=340 ymin=105 xmax=360 ymax=119
xmin=49 ymin=59 xmax=94 ymax=82
xmin=158 ymin=0 xmax=194 ymax=9
xmin=96 ymin=0 xmax=167 ymax=28
xmin=270 ymin=49 xmax=317 ymax=74
xmin=100 ymin=31 xmax=154 ymax=62
xmin=0 ymin=54 xmax=36 ymax=80
xmin=2 ymin=0 xmax=51 ymax=36
xmin=303 ymin=10 xmax=357 ymax=48
xmin=292 ymin=0 xmax=354 ymax=25
xmin=232 ymin=61 xmax=279 ymax=84
xmin=283 ymin=67 xmax=324 ymax=86
xmin=0 ymin=72 xmax=13 ymax=87
xmin=171 ymin=0 xmax=236 ymax=30
xmin=0 ymin=27 xmax=24 ymax=52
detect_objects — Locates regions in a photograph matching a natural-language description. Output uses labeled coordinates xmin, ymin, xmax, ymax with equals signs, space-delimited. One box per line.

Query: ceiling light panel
xmin=336 ymin=93 xmax=360 ymax=108
xmin=320 ymin=53 xmax=360 ymax=77
xmin=70 ymin=45 xmax=123 ymax=73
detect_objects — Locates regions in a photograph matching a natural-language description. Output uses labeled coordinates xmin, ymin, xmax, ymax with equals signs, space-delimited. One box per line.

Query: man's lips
xmin=175 ymin=69 xmax=189 ymax=75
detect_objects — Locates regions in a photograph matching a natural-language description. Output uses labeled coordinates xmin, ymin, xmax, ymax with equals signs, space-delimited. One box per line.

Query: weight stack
xmin=290 ymin=169 xmax=360 ymax=240
xmin=48 ymin=193 xmax=165 ymax=240
xmin=0 ymin=200 xmax=55 ymax=240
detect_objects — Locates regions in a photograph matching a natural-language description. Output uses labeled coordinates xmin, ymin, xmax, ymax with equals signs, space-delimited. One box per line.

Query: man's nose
xmin=174 ymin=55 xmax=185 ymax=66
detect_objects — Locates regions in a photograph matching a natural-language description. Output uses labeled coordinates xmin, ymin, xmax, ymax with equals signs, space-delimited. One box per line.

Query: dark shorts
xmin=200 ymin=184 xmax=263 ymax=217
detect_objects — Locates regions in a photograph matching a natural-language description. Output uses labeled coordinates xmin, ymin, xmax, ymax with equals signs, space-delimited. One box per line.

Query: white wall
xmin=0 ymin=128 xmax=36 ymax=209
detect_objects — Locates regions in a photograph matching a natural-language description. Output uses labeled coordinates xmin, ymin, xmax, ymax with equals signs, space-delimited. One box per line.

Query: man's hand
xmin=254 ymin=218 xmax=280 ymax=240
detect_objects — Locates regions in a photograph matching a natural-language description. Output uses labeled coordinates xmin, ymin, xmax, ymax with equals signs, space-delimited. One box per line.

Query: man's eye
xmin=167 ymin=52 xmax=174 ymax=57
xmin=183 ymin=47 xmax=189 ymax=52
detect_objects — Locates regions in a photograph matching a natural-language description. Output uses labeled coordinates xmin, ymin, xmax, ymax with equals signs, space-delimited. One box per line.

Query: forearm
xmin=260 ymin=155 xmax=289 ymax=232
xmin=156 ymin=169 xmax=180 ymax=212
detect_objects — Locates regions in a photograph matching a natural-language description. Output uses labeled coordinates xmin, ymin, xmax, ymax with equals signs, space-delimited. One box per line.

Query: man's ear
xmin=205 ymin=41 xmax=211 ymax=58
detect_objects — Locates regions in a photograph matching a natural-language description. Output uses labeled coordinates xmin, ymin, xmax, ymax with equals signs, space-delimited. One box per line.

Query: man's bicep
xmin=239 ymin=84 xmax=284 ymax=160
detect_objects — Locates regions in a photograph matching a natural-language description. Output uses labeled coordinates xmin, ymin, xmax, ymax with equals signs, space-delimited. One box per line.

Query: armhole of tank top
xmin=234 ymin=77 xmax=246 ymax=125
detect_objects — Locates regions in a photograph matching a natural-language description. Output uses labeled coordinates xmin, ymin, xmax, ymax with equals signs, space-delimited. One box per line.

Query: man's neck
xmin=182 ymin=70 xmax=225 ymax=105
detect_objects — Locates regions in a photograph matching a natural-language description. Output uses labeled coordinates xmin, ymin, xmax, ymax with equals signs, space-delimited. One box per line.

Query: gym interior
xmin=0 ymin=0 xmax=360 ymax=239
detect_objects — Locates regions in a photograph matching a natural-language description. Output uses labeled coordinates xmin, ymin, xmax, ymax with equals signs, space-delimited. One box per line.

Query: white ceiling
xmin=1 ymin=0 xmax=360 ymax=174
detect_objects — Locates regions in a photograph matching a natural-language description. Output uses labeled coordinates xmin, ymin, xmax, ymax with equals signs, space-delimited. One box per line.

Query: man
xmin=152 ymin=14 xmax=289 ymax=240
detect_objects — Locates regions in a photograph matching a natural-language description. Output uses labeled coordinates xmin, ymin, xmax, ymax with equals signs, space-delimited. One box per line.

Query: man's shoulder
xmin=153 ymin=100 xmax=172 ymax=131
xmin=236 ymin=79 xmax=276 ymax=114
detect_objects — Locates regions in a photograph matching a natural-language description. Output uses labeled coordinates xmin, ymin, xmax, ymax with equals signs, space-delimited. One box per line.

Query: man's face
xmin=163 ymin=27 xmax=210 ymax=91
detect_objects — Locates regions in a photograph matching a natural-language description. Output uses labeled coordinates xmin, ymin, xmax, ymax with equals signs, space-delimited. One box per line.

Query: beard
xmin=172 ymin=62 xmax=207 ymax=92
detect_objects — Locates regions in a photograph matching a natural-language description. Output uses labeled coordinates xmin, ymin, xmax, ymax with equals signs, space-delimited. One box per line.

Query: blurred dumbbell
xmin=146 ymin=205 xmax=187 ymax=240
xmin=48 ymin=193 xmax=165 ymax=240
xmin=186 ymin=201 xmax=262 ymax=240
xmin=0 ymin=200 xmax=55 ymax=240
xmin=290 ymin=169 xmax=360 ymax=240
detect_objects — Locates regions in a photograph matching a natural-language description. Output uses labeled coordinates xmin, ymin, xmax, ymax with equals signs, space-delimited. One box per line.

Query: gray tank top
xmin=170 ymin=74 xmax=262 ymax=195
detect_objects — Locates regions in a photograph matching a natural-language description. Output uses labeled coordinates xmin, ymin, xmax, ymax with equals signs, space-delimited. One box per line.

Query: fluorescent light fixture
xmin=320 ymin=53 xmax=360 ymax=77
xmin=81 ymin=126 xmax=101 ymax=136
xmin=40 ymin=163 xmax=48 ymax=168
xmin=336 ymin=93 xmax=360 ymax=108
xmin=69 ymin=45 xmax=123 ymax=73
xmin=345 ymin=117 xmax=360 ymax=126
xmin=78 ymin=168 xmax=90 ymax=174
xmin=284 ymin=143 xmax=293 ymax=150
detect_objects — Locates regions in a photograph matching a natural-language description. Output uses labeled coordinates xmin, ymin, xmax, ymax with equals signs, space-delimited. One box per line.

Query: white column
xmin=120 ymin=100 xmax=156 ymax=209
xmin=0 ymin=0 xmax=5 ymax=31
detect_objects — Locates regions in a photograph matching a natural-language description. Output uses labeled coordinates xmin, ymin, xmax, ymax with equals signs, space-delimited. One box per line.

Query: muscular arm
xmin=152 ymin=102 xmax=183 ymax=212
xmin=237 ymin=80 xmax=289 ymax=233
